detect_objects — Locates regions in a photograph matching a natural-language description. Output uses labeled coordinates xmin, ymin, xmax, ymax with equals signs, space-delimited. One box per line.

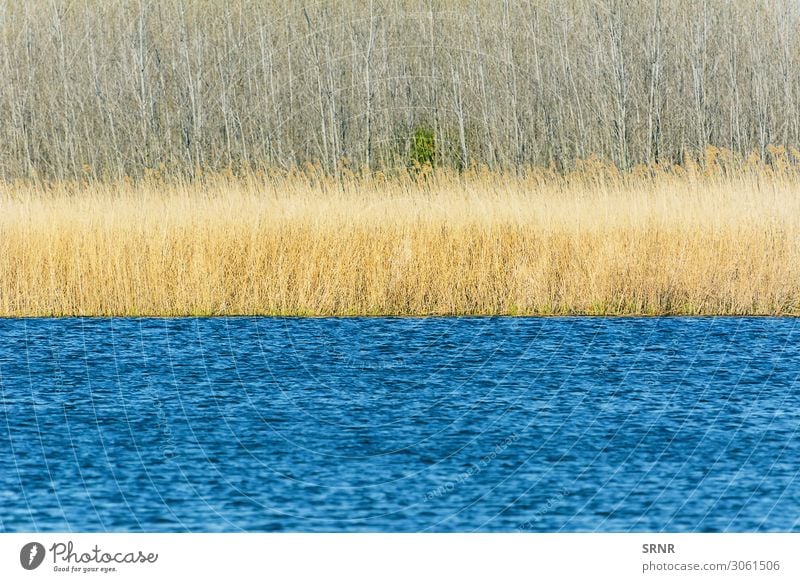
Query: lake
xmin=1 ymin=317 xmax=798 ymax=532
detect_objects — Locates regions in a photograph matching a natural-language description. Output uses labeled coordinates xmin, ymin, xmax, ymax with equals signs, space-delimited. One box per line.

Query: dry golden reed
xmin=2 ymin=156 xmax=800 ymax=317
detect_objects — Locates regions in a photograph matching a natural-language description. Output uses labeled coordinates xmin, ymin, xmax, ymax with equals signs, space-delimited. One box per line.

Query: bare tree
xmin=1 ymin=0 xmax=799 ymax=181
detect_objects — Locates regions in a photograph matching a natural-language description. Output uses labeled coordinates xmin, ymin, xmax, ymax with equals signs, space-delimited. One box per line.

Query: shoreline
xmin=2 ymin=314 xmax=800 ymax=320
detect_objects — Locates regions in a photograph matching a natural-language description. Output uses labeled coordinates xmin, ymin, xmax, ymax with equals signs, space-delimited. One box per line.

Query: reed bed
xmin=2 ymin=158 xmax=800 ymax=317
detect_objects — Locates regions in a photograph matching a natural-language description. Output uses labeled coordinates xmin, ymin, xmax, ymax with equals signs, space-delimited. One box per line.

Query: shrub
xmin=410 ymin=127 xmax=436 ymax=168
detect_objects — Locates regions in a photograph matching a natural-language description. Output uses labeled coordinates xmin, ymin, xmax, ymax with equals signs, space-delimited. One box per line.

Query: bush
xmin=410 ymin=126 xmax=436 ymax=168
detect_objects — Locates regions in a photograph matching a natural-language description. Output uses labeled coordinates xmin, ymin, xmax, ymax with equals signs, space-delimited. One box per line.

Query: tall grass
xmin=2 ymin=155 xmax=800 ymax=317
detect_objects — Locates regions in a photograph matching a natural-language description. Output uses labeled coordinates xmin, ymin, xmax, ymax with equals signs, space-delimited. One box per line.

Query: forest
xmin=1 ymin=0 xmax=798 ymax=180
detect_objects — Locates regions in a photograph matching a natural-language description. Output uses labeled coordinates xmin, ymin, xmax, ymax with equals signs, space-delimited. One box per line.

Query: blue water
xmin=1 ymin=317 xmax=798 ymax=532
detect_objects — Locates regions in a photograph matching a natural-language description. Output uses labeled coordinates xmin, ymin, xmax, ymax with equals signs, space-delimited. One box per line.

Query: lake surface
xmin=1 ymin=317 xmax=798 ymax=532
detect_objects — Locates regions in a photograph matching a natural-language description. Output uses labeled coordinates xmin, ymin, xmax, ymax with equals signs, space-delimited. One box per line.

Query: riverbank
xmin=2 ymin=163 xmax=799 ymax=316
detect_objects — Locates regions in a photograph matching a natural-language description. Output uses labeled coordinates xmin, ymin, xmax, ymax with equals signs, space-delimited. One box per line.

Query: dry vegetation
xmin=1 ymin=0 xmax=800 ymax=179
xmin=3 ymin=152 xmax=800 ymax=317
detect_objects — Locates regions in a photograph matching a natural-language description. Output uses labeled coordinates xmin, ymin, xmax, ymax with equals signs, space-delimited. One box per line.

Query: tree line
xmin=1 ymin=0 xmax=798 ymax=180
